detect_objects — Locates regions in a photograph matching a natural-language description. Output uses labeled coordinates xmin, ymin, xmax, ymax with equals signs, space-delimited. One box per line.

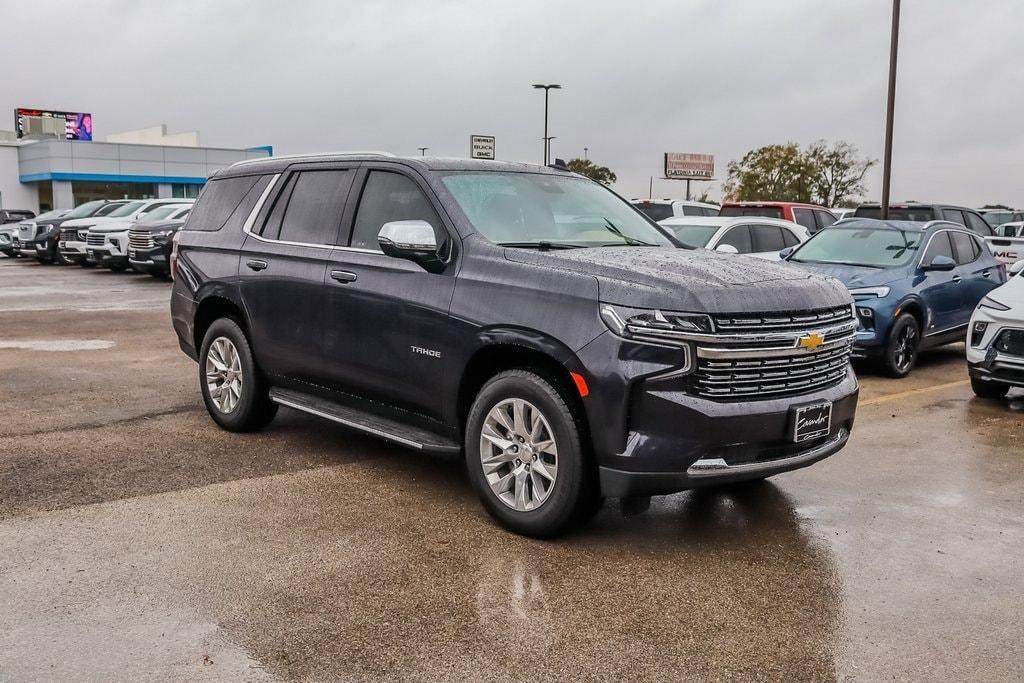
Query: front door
xmin=321 ymin=167 xmax=458 ymax=421
xmin=916 ymin=230 xmax=963 ymax=335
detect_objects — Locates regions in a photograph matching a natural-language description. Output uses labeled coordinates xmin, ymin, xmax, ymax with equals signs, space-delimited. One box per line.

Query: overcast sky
xmin=3 ymin=0 xmax=1021 ymax=206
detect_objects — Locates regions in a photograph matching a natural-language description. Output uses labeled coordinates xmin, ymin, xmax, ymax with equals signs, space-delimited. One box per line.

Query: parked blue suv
xmin=783 ymin=219 xmax=1006 ymax=377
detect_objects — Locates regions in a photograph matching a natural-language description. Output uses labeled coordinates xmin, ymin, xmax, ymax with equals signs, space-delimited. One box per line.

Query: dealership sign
xmin=664 ymin=152 xmax=714 ymax=180
xmin=15 ymin=108 xmax=93 ymax=141
xmin=470 ymin=134 xmax=495 ymax=160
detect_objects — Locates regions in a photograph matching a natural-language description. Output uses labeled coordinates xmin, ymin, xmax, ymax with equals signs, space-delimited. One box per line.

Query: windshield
xmin=441 ymin=172 xmax=673 ymax=248
xmin=33 ymin=209 xmax=67 ymax=222
xmin=854 ymin=206 xmax=936 ymax=221
xmin=662 ymin=223 xmax=720 ymax=248
xmin=791 ymin=228 xmax=922 ymax=268
xmin=65 ymin=200 xmax=108 ymax=219
xmin=720 ymin=206 xmax=785 ymax=219
xmin=106 ymin=201 xmax=146 ymax=218
xmin=140 ymin=205 xmax=184 ymax=222
xmin=983 ymin=211 xmax=1013 ymax=227
xmin=633 ymin=202 xmax=674 ymax=222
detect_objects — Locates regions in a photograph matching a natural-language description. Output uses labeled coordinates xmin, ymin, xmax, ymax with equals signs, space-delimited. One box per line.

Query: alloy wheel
xmin=205 ymin=336 xmax=243 ymax=413
xmin=894 ymin=325 xmax=918 ymax=373
xmin=479 ymin=398 xmax=559 ymax=512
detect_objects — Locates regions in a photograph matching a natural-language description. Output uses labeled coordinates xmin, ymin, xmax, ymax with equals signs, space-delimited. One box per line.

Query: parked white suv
xmin=658 ymin=216 xmax=809 ymax=259
xmin=64 ymin=198 xmax=194 ymax=268
xmin=87 ymin=203 xmax=193 ymax=271
xmin=631 ymin=199 xmax=719 ymax=221
xmin=967 ymin=260 xmax=1024 ymax=399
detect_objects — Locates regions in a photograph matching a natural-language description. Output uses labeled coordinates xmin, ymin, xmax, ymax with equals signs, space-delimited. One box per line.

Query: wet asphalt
xmin=0 ymin=257 xmax=1021 ymax=681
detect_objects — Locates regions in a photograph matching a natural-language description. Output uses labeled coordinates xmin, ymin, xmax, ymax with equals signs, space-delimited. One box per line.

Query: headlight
xmin=849 ymin=286 xmax=890 ymax=298
xmin=599 ymin=304 xmax=712 ymax=342
xmin=154 ymin=230 xmax=174 ymax=238
xmin=979 ymin=296 xmax=1011 ymax=312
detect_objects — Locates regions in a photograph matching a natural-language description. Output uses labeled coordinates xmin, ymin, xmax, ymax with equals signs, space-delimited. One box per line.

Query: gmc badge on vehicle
xmin=411 ymin=345 xmax=441 ymax=358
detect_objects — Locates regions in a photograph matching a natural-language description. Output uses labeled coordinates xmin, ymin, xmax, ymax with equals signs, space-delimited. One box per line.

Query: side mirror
xmin=1009 ymin=260 xmax=1024 ymax=275
xmin=377 ymin=220 xmax=445 ymax=273
xmin=922 ymin=254 xmax=956 ymax=271
xmin=715 ymin=244 xmax=739 ymax=255
xmin=778 ymin=246 xmax=796 ymax=260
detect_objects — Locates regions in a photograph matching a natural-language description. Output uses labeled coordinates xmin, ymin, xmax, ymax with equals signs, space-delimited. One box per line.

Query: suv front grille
xmin=128 ymin=229 xmax=154 ymax=250
xmin=86 ymin=233 xmax=105 ymax=246
xmin=686 ymin=305 xmax=856 ymax=401
xmin=995 ymin=329 xmax=1024 ymax=357
xmin=18 ymin=223 xmax=37 ymax=241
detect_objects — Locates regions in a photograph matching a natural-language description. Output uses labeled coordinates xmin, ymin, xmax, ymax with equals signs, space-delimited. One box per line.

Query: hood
xmin=788 ymin=261 xmax=906 ymax=290
xmin=505 ymin=246 xmax=851 ymax=313
xmin=90 ymin=220 xmax=136 ymax=234
xmin=131 ymin=219 xmax=185 ymax=233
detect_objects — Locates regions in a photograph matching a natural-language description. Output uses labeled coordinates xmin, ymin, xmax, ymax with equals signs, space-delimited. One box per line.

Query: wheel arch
xmin=193 ymin=292 xmax=250 ymax=353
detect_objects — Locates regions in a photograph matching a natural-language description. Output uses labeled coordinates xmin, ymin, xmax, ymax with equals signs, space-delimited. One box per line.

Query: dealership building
xmin=0 ymin=112 xmax=271 ymax=213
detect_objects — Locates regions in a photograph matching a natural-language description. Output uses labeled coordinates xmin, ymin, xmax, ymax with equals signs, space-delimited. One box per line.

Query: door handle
xmin=246 ymin=259 xmax=268 ymax=271
xmin=952 ymin=275 xmax=962 ymax=283
xmin=982 ymin=270 xmax=991 ymax=278
xmin=330 ymin=270 xmax=358 ymax=283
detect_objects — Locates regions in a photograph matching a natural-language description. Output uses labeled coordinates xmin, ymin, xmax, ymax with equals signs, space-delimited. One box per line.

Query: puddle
xmin=0 ymin=339 xmax=116 ymax=352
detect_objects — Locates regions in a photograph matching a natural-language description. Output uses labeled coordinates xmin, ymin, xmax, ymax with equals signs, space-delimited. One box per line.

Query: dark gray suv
xmin=171 ymin=153 xmax=859 ymax=536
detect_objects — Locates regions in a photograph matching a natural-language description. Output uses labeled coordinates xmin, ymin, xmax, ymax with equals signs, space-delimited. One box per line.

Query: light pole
xmin=880 ymin=0 xmax=901 ymax=220
xmin=532 ymin=83 xmax=561 ymax=165
xmin=584 ymin=147 xmax=589 ymax=161
xmin=418 ymin=147 xmax=429 ymax=156
xmin=544 ymin=137 xmax=557 ymax=162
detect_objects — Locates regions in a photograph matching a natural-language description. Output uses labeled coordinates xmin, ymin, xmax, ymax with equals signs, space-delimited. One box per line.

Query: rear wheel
xmin=971 ymin=377 xmax=1009 ymax=400
xmin=465 ymin=369 xmax=600 ymax=537
xmin=199 ymin=318 xmax=277 ymax=432
xmin=881 ymin=313 xmax=920 ymax=378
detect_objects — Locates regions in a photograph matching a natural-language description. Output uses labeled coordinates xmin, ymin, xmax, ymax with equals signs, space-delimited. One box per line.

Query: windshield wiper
xmin=497 ymin=241 xmax=585 ymax=250
xmin=601 ymin=218 xmax=657 ymax=246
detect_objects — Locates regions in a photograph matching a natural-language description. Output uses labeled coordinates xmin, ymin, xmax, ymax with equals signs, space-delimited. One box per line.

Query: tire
xmin=881 ymin=313 xmax=920 ymax=378
xmin=971 ymin=377 xmax=1009 ymax=400
xmin=465 ymin=369 xmax=601 ymax=537
xmin=80 ymin=260 xmax=96 ymax=268
xmin=199 ymin=318 xmax=278 ymax=432
xmin=55 ymin=249 xmax=73 ymax=266
xmin=108 ymin=263 xmax=128 ymax=273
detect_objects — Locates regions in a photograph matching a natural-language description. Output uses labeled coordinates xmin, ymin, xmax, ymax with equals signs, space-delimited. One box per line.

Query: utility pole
xmin=532 ymin=84 xmax=562 ymax=165
xmin=880 ymin=0 xmax=901 ymax=220
xmin=584 ymin=147 xmax=589 ymax=161
xmin=417 ymin=147 xmax=429 ymax=156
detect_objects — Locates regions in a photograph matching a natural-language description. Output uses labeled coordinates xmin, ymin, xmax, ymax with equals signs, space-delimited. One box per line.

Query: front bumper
xmin=128 ymin=244 xmax=170 ymax=274
xmin=967 ymin=305 xmax=1024 ymax=387
xmin=59 ymin=238 xmax=87 ymax=261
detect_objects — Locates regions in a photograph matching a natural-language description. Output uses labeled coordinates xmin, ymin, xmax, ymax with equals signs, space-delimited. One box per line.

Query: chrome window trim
xmin=917 ymin=226 xmax=982 ymax=267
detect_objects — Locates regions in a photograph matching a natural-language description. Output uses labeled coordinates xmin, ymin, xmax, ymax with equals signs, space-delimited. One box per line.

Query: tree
xmin=724 ymin=140 xmax=875 ymax=207
xmin=566 ymin=158 xmax=617 ymax=185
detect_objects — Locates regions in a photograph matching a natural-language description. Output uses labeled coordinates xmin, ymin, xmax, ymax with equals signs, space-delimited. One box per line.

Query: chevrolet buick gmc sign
xmin=470 ymin=135 xmax=495 ymax=160
xmin=664 ymin=152 xmax=714 ymax=180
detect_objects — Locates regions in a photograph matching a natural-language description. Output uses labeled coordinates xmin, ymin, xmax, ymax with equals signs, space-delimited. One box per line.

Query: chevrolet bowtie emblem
xmin=798 ymin=333 xmax=825 ymax=351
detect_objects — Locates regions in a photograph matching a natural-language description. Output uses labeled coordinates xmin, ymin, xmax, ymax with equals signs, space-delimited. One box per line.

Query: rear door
xmin=950 ymin=230 xmax=998 ymax=320
xmin=791 ymin=207 xmax=817 ymax=233
xmin=321 ymin=165 xmax=459 ymax=420
xmin=239 ymin=166 xmax=355 ymax=383
xmin=917 ymin=230 xmax=963 ymax=333
xmin=714 ymin=224 xmax=753 ymax=253
xmin=748 ymin=224 xmax=787 ymax=256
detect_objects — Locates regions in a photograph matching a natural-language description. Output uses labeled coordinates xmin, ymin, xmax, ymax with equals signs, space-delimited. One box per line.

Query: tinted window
xmin=720 ymin=205 xmax=785 ymax=219
xmin=965 ymin=211 xmax=993 ymax=236
xmin=260 ymin=174 xmax=296 ymax=239
xmin=751 ymin=224 xmax=786 ymax=252
xmin=941 ymin=208 xmax=966 ymax=225
xmin=274 ymin=170 xmax=352 ymax=245
xmin=352 ymin=171 xmax=442 ymax=251
xmin=633 ymin=202 xmax=674 ymax=221
xmin=782 ymin=228 xmax=801 ymax=247
xmin=815 ymin=210 xmax=837 ymax=229
xmin=792 ymin=208 xmax=816 ymax=232
xmin=921 ymin=231 xmax=954 ymax=265
xmin=854 ymin=206 xmax=937 ymax=221
xmin=186 ymin=175 xmax=270 ymax=232
xmin=950 ymin=231 xmax=980 ymax=265
xmin=681 ymin=206 xmax=703 ymax=216
xmin=718 ymin=225 xmax=753 ymax=252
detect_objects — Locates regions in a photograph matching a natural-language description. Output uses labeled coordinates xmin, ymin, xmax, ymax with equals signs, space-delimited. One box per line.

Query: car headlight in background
xmin=849 ymin=286 xmax=890 ymax=298
xmin=978 ymin=296 xmax=1011 ymax=311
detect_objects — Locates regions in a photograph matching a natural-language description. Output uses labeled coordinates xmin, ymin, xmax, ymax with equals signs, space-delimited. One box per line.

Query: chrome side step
xmin=269 ymin=388 xmax=461 ymax=454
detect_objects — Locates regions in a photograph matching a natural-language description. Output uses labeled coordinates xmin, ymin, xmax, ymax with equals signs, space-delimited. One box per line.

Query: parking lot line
xmin=860 ymin=379 xmax=970 ymax=406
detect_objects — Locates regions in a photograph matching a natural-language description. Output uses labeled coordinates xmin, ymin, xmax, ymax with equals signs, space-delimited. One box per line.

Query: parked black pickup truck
xmin=171 ymin=154 xmax=859 ymax=536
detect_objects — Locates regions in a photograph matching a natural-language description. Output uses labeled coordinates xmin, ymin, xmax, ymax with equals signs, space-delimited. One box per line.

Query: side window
xmin=965 ymin=212 xmax=993 ymax=236
xmin=350 ymin=171 xmax=442 ymax=251
xmin=815 ymin=210 xmax=837 ymax=229
xmin=921 ymin=231 xmax=954 ymax=265
xmin=792 ymin=208 xmax=816 ymax=232
xmin=941 ymin=208 xmax=966 ymax=226
xmin=782 ymin=228 xmax=801 ymax=248
xmin=718 ymin=224 xmax=753 ymax=253
xmin=750 ymin=224 xmax=786 ymax=252
xmin=259 ymin=174 xmax=297 ymax=240
xmin=185 ymin=175 xmax=271 ymax=232
xmin=950 ymin=232 xmax=980 ymax=265
xmin=275 ymin=170 xmax=353 ymax=245
xmin=681 ymin=206 xmax=701 ymax=216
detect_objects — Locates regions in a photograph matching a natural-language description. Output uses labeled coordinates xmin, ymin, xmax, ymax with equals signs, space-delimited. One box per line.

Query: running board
xmin=269 ymin=388 xmax=461 ymax=454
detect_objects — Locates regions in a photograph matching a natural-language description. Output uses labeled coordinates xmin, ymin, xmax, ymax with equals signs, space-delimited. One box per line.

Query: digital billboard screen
xmin=15 ymin=108 xmax=93 ymax=141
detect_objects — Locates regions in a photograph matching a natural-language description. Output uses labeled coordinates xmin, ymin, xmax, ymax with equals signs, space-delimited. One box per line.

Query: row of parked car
xmin=628 ymin=197 xmax=1024 ymax=393
xmin=0 ymin=198 xmax=194 ymax=277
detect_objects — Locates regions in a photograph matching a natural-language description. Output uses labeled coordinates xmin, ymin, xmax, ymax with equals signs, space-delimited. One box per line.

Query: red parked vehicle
xmin=719 ymin=201 xmax=837 ymax=233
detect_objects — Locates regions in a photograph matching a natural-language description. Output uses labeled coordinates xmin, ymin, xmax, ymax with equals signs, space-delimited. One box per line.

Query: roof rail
xmin=232 ymin=150 xmax=396 ymax=167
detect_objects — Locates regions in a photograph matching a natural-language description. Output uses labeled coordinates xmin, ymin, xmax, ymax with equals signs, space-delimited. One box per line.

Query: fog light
xmin=858 ymin=307 xmax=873 ymax=319
xmin=971 ymin=321 xmax=988 ymax=347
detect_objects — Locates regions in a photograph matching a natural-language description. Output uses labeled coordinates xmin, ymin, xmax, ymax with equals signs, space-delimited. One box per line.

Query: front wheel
xmin=199 ymin=318 xmax=277 ymax=432
xmin=971 ymin=377 xmax=1009 ymax=400
xmin=465 ymin=369 xmax=600 ymax=537
xmin=881 ymin=313 xmax=920 ymax=378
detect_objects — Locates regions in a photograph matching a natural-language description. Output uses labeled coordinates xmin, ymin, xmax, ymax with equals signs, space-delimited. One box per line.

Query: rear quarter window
xmin=184 ymin=175 xmax=271 ymax=232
